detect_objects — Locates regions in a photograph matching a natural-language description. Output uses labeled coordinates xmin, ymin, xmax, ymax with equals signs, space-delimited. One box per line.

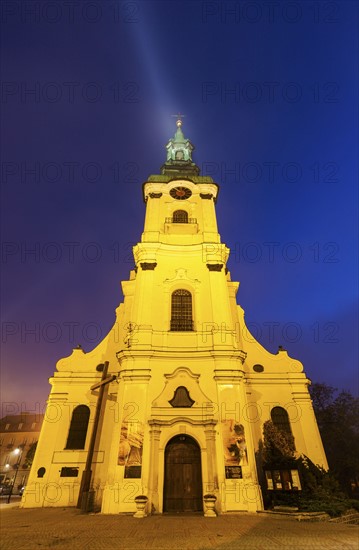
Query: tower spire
xmin=161 ymin=116 xmax=200 ymax=177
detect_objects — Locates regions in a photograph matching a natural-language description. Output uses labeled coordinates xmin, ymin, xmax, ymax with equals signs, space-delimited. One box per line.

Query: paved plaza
xmin=0 ymin=503 xmax=358 ymax=550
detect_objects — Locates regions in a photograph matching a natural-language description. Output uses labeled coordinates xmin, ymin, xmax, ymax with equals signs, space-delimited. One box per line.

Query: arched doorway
xmin=163 ymin=434 xmax=203 ymax=513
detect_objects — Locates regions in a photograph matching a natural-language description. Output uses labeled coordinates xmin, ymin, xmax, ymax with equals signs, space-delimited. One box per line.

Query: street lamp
xmin=7 ymin=448 xmax=23 ymax=504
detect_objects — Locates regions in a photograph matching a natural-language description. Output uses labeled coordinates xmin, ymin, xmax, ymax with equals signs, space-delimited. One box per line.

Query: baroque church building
xmin=22 ymin=120 xmax=327 ymax=515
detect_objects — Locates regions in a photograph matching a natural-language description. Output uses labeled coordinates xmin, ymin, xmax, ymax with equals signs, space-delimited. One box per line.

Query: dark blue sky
xmin=1 ymin=0 xmax=358 ymax=412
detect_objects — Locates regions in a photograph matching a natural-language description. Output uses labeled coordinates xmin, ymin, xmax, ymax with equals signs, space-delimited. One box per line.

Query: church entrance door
xmin=163 ymin=434 xmax=203 ymax=513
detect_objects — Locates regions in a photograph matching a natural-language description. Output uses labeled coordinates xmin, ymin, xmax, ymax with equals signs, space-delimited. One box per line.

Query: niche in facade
xmin=168 ymin=386 xmax=195 ymax=408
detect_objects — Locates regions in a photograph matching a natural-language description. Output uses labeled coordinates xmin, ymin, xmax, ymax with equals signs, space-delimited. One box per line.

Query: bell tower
xmin=132 ymin=117 xmax=239 ymax=345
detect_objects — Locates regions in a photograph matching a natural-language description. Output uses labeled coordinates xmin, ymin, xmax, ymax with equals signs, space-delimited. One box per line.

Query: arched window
xmin=271 ymin=406 xmax=292 ymax=435
xmin=65 ymin=405 xmax=90 ymax=450
xmin=173 ymin=210 xmax=188 ymax=223
xmin=170 ymin=289 xmax=193 ymax=331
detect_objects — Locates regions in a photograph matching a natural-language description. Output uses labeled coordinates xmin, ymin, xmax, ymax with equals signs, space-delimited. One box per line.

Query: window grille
xmin=173 ymin=210 xmax=188 ymax=223
xmin=170 ymin=289 xmax=193 ymax=331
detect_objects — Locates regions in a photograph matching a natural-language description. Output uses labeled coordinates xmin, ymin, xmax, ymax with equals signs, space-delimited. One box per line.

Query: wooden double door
xmin=163 ymin=435 xmax=203 ymax=513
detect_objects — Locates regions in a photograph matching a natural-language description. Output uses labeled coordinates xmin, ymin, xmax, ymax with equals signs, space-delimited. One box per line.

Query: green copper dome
xmin=161 ymin=118 xmax=200 ymax=177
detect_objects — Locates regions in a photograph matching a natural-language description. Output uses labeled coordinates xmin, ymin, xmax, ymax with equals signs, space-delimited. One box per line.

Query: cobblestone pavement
xmin=0 ymin=507 xmax=358 ymax=550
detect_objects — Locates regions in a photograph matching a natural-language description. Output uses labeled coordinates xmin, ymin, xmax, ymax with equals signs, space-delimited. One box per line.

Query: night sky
xmin=1 ymin=0 xmax=358 ymax=415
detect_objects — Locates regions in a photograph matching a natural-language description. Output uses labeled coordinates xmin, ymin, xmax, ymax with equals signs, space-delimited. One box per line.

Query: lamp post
xmin=7 ymin=448 xmax=23 ymax=503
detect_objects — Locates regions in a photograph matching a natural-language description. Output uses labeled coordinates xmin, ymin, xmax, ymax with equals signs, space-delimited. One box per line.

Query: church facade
xmin=22 ymin=121 xmax=328 ymax=514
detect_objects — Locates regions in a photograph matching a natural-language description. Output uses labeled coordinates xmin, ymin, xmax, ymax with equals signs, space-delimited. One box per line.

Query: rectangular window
xmin=60 ymin=467 xmax=79 ymax=478
xmin=31 ymin=423 xmax=36 ymax=429
xmin=18 ymin=423 xmax=23 ymax=430
xmin=5 ymin=424 xmax=10 ymax=431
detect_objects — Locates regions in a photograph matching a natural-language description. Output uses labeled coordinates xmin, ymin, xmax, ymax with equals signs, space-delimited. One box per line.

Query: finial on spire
xmin=171 ymin=112 xmax=186 ymax=127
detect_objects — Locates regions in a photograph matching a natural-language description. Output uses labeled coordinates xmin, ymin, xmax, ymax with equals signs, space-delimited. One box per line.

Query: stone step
xmin=329 ymin=512 xmax=359 ymax=525
xmin=258 ymin=510 xmax=330 ymax=522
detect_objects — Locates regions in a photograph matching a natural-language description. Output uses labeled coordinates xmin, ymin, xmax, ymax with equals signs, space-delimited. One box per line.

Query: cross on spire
xmin=171 ymin=112 xmax=186 ymax=127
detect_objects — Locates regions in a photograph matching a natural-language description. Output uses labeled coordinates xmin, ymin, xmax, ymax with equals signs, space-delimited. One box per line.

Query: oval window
xmin=253 ymin=364 xmax=264 ymax=373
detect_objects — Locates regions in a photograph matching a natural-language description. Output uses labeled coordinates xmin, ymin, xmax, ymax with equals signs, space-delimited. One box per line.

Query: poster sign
xmin=290 ymin=470 xmax=301 ymax=490
xmin=273 ymin=470 xmax=282 ymax=489
xmin=225 ymin=466 xmax=243 ymax=479
xmin=124 ymin=466 xmax=142 ymax=479
xmin=265 ymin=471 xmax=274 ymax=490
xmin=265 ymin=469 xmax=302 ymax=491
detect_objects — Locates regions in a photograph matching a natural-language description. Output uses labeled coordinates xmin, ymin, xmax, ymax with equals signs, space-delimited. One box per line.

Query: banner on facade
xmin=222 ymin=419 xmax=248 ymax=478
xmin=118 ymin=421 xmax=144 ymax=468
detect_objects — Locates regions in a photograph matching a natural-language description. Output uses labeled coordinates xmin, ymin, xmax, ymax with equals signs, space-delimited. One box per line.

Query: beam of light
xmin=124 ymin=5 xmax=182 ymax=137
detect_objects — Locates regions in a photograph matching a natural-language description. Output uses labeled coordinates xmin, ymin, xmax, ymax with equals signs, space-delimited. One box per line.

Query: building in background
xmin=0 ymin=413 xmax=44 ymax=494
xmin=21 ymin=121 xmax=327 ymax=514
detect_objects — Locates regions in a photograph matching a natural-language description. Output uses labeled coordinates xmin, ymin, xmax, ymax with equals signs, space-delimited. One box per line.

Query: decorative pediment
xmin=164 ymin=367 xmax=200 ymax=381
xmin=163 ymin=269 xmax=200 ymax=286
xmin=151 ymin=367 xmax=213 ymax=414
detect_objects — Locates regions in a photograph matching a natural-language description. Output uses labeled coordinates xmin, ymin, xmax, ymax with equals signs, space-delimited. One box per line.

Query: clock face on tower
xmin=169 ymin=187 xmax=192 ymax=200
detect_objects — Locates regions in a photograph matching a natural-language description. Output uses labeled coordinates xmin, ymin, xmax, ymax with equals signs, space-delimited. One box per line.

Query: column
xmin=204 ymin=422 xmax=218 ymax=493
xmin=147 ymin=423 xmax=161 ymax=513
